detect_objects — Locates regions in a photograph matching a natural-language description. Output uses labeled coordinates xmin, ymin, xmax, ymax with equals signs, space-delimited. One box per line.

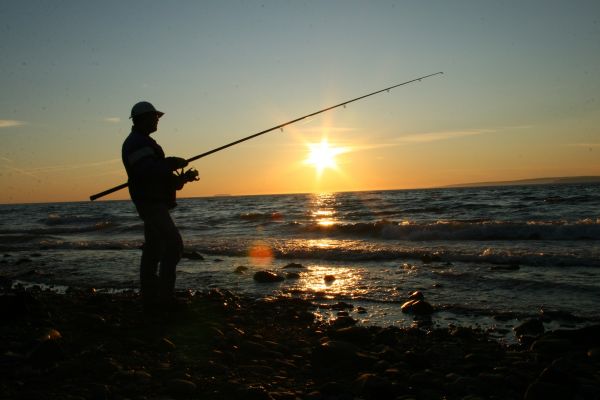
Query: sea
xmin=1 ymin=183 xmax=599 ymax=341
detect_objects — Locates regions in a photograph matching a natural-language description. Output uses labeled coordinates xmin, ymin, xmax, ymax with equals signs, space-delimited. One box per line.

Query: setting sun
xmin=304 ymin=139 xmax=347 ymax=176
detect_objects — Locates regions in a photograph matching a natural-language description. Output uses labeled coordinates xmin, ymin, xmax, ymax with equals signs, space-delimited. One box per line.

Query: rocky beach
xmin=1 ymin=281 xmax=599 ymax=400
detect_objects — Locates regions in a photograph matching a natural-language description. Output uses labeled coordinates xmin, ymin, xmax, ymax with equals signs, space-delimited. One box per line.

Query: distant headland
xmin=445 ymin=176 xmax=600 ymax=188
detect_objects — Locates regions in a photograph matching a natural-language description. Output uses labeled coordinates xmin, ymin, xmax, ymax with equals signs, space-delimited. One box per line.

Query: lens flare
xmin=248 ymin=241 xmax=274 ymax=265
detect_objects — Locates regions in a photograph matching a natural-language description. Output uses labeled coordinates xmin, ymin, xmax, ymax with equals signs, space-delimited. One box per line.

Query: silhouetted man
xmin=122 ymin=101 xmax=198 ymax=309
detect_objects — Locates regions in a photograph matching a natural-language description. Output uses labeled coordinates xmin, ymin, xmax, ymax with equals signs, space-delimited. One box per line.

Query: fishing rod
xmin=89 ymin=71 xmax=443 ymax=201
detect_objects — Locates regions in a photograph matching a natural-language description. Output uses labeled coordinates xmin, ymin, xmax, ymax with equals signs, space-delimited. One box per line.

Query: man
xmin=122 ymin=101 xmax=198 ymax=308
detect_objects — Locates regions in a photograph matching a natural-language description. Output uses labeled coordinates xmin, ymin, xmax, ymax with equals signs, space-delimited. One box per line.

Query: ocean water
xmin=1 ymin=184 xmax=599 ymax=340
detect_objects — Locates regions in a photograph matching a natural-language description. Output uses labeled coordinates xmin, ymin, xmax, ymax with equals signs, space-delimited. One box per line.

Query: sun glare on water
xmin=304 ymin=139 xmax=347 ymax=176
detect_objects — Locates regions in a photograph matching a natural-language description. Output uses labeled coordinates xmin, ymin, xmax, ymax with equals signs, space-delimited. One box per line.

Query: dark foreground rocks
xmin=0 ymin=287 xmax=599 ymax=400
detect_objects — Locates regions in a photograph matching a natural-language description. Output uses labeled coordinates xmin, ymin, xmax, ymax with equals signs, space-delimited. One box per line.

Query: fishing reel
xmin=174 ymin=168 xmax=199 ymax=189
xmin=178 ymin=167 xmax=199 ymax=182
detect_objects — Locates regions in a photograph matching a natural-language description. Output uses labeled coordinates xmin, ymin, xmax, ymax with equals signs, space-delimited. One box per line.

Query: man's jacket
xmin=122 ymin=130 xmax=177 ymax=209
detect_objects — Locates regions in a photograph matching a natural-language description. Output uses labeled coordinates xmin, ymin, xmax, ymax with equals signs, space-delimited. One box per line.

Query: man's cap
xmin=130 ymin=101 xmax=165 ymax=119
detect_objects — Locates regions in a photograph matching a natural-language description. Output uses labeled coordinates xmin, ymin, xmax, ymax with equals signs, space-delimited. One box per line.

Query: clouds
xmin=395 ymin=129 xmax=495 ymax=144
xmin=0 ymin=120 xmax=26 ymax=129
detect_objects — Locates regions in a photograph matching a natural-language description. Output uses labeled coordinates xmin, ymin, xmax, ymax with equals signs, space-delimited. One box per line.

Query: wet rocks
xmin=283 ymin=262 xmax=304 ymax=269
xmin=253 ymin=270 xmax=285 ymax=283
xmin=285 ymin=271 xmax=300 ymax=279
xmin=401 ymin=291 xmax=434 ymax=315
xmin=3 ymin=286 xmax=600 ymax=400
xmin=182 ymin=250 xmax=205 ymax=260
xmin=167 ymin=378 xmax=197 ymax=395
xmin=323 ymin=274 xmax=336 ymax=283
xmin=234 ymin=266 xmax=249 ymax=274
xmin=514 ymin=318 xmax=545 ymax=339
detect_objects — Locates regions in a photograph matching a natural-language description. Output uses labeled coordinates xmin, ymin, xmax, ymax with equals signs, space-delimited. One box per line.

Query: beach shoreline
xmin=1 ymin=284 xmax=599 ymax=400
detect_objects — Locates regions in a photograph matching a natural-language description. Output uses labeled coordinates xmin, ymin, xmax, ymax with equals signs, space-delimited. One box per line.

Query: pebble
xmin=285 ymin=272 xmax=300 ymax=279
xmin=253 ymin=271 xmax=285 ymax=283
xmin=283 ymin=263 xmax=304 ymax=269
xmin=158 ymin=337 xmax=176 ymax=352
xmin=323 ymin=275 xmax=336 ymax=283
xmin=514 ymin=319 xmax=545 ymax=338
xmin=401 ymin=299 xmax=434 ymax=315
xmin=3 ymin=286 xmax=600 ymax=400
xmin=182 ymin=251 xmax=204 ymax=260
xmin=167 ymin=378 xmax=197 ymax=395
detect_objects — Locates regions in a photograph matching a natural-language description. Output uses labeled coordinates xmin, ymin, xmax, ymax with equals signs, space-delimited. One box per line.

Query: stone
xmin=234 ymin=266 xmax=249 ymax=274
xmin=408 ymin=290 xmax=424 ymax=301
xmin=514 ymin=319 xmax=544 ymax=338
xmin=253 ymin=270 xmax=285 ymax=283
xmin=354 ymin=373 xmax=396 ymax=399
xmin=401 ymin=299 xmax=434 ymax=315
xmin=524 ymin=381 xmax=572 ymax=400
xmin=330 ymin=315 xmax=357 ymax=329
xmin=324 ymin=275 xmax=336 ymax=283
xmin=283 ymin=263 xmax=304 ymax=269
xmin=182 ymin=251 xmax=204 ymax=260
xmin=285 ymin=272 xmax=300 ymax=279
xmin=167 ymin=379 xmax=197 ymax=395
xmin=237 ymin=385 xmax=273 ymax=400
xmin=530 ymin=337 xmax=573 ymax=356
xmin=329 ymin=326 xmax=371 ymax=344
xmin=588 ymin=347 xmax=600 ymax=361
xmin=312 ymin=340 xmax=361 ymax=366
xmin=158 ymin=337 xmax=176 ymax=352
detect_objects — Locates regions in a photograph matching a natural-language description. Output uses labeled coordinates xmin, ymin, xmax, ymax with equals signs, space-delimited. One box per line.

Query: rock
xmin=408 ymin=290 xmax=424 ymax=301
xmin=514 ymin=319 xmax=544 ymax=338
xmin=319 ymin=381 xmax=350 ymax=396
xmin=167 ymin=379 xmax=197 ymax=395
xmin=524 ymin=381 xmax=572 ymax=400
xmin=420 ymin=254 xmax=440 ymax=264
xmin=374 ymin=327 xmax=400 ymax=346
xmin=401 ymin=299 xmax=434 ymax=315
xmin=330 ymin=301 xmax=354 ymax=310
xmin=312 ymin=340 xmax=361 ymax=366
xmin=182 ymin=251 xmax=204 ymax=260
xmin=490 ymin=264 xmax=520 ymax=271
xmin=530 ymin=337 xmax=574 ymax=356
xmin=331 ymin=315 xmax=357 ymax=329
xmin=28 ymin=338 xmax=64 ymax=365
xmin=354 ymin=373 xmax=396 ymax=399
xmin=237 ymin=385 xmax=273 ymax=400
xmin=588 ymin=347 xmax=600 ymax=361
xmin=158 ymin=337 xmax=176 ymax=352
xmin=357 ymin=306 xmax=367 ymax=314
xmin=234 ymin=266 xmax=249 ymax=274
xmin=283 ymin=263 xmax=304 ymax=269
xmin=285 ymin=272 xmax=300 ymax=279
xmin=329 ymin=326 xmax=371 ymax=344
xmin=253 ymin=270 xmax=285 ymax=283
xmin=324 ymin=275 xmax=336 ymax=283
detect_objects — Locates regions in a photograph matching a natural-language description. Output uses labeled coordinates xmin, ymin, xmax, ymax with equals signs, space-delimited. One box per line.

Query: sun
xmin=304 ymin=138 xmax=347 ymax=176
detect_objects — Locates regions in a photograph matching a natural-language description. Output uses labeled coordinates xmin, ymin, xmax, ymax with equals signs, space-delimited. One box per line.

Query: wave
xmin=288 ymin=219 xmax=600 ymax=241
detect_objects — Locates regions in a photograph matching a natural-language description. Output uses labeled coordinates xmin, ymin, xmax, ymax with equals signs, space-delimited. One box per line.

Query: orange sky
xmin=1 ymin=2 xmax=599 ymax=204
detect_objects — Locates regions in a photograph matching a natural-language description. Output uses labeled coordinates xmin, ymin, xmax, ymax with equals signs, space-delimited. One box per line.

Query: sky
xmin=1 ymin=0 xmax=599 ymax=204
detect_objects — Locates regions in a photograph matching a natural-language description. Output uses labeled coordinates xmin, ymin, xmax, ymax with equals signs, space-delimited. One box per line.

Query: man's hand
xmin=166 ymin=157 xmax=188 ymax=170
xmin=182 ymin=168 xmax=199 ymax=182
xmin=173 ymin=168 xmax=199 ymax=190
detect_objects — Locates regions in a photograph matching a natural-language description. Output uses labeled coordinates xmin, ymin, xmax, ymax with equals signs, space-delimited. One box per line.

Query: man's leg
xmin=140 ymin=218 xmax=164 ymax=306
xmin=140 ymin=204 xmax=182 ymax=302
xmin=157 ymin=209 xmax=183 ymax=301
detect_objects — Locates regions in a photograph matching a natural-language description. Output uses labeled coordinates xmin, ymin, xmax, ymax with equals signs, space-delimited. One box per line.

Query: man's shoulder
xmin=123 ymin=131 xmax=150 ymax=151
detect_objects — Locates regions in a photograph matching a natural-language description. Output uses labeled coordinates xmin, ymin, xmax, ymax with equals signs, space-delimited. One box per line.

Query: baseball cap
xmin=130 ymin=101 xmax=165 ymax=119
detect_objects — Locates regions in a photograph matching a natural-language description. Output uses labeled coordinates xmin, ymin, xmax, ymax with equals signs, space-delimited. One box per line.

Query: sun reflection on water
xmin=310 ymin=193 xmax=339 ymax=227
